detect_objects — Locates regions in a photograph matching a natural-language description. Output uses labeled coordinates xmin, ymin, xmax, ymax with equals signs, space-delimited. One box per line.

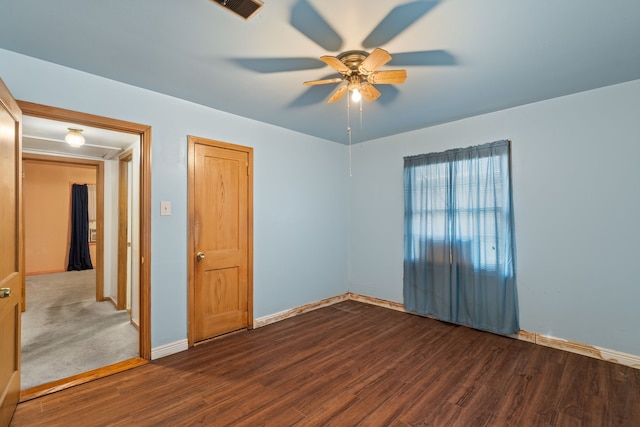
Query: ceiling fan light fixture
xmin=65 ymin=128 xmax=85 ymax=147
xmin=348 ymin=75 xmax=362 ymax=103
xmin=351 ymin=88 xmax=361 ymax=103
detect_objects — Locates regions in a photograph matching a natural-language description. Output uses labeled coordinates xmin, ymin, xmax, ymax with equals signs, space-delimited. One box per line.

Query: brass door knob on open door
xmin=0 ymin=288 xmax=10 ymax=298
xmin=196 ymin=252 xmax=206 ymax=261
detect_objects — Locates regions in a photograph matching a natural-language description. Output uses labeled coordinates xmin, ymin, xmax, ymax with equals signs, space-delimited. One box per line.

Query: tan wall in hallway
xmin=24 ymin=160 xmax=97 ymax=275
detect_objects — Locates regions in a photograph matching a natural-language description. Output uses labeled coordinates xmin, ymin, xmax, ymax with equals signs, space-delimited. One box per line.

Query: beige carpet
xmin=21 ymin=270 xmax=138 ymax=390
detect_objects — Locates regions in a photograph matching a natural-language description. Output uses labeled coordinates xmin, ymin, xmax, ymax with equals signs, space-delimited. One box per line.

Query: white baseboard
xmin=254 ymin=293 xmax=640 ymax=370
xmin=599 ymin=347 xmax=640 ymax=369
xmin=151 ymin=339 xmax=189 ymax=360
xmin=347 ymin=292 xmax=406 ymax=312
xmin=254 ymin=294 xmax=350 ymax=328
xmin=516 ymin=331 xmax=640 ymax=370
xmin=156 ymin=294 xmax=639 ymax=370
xmin=349 ymin=293 xmax=640 ymax=370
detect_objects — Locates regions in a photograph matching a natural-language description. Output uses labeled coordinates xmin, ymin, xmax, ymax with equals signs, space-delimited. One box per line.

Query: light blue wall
xmin=0 ymin=49 xmax=350 ymax=349
xmin=4 ymin=47 xmax=640 ymax=358
xmin=349 ymin=79 xmax=640 ymax=356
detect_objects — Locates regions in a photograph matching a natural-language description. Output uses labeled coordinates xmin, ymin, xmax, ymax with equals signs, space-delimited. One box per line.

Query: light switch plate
xmin=160 ymin=201 xmax=172 ymax=216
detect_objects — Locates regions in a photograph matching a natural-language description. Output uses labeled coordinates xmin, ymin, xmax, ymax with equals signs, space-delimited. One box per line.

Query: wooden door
xmin=188 ymin=137 xmax=253 ymax=344
xmin=0 ymin=78 xmax=22 ymax=426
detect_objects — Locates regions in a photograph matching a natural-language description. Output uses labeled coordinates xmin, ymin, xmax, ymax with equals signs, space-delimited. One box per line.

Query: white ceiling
xmin=22 ymin=116 xmax=139 ymax=160
xmin=1 ymin=0 xmax=639 ymax=144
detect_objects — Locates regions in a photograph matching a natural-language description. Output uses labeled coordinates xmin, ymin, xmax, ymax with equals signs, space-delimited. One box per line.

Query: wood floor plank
xmin=10 ymin=301 xmax=640 ymax=426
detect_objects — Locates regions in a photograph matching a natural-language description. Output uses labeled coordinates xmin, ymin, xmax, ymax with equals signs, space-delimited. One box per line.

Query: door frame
xmin=117 ymin=149 xmax=133 ymax=312
xmin=17 ymin=100 xmax=152 ymax=399
xmin=0 ymin=76 xmax=23 ymax=427
xmin=187 ymin=136 xmax=254 ymax=347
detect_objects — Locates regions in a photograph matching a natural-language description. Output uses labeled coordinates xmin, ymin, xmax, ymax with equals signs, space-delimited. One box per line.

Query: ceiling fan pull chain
xmin=348 ymin=128 xmax=352 ymax=177
xmin=346 ymin=91 xmax=351 ymax=133
xmin=347 ymin=95 xmax=352 ymax=177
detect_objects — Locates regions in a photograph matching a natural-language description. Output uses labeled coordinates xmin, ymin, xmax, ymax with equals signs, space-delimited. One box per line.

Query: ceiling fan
xmin=303 ymin=48 xmax=407 ymax=103
xmin=232 ymin=1 xmax=455 ymax=107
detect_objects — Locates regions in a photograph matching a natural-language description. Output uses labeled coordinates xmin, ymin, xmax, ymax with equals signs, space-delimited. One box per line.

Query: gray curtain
xmin=403 ymin=140 xmax=518 ymax=335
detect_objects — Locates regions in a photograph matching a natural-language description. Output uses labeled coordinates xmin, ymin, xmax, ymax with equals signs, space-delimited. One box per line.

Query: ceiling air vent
xmin=210 ymin=0 xmax=264 ymax=20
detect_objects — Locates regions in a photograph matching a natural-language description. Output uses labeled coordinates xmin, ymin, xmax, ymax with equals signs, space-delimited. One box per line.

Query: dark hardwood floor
xmin=11 ymin=301 xmax=640 ymax=426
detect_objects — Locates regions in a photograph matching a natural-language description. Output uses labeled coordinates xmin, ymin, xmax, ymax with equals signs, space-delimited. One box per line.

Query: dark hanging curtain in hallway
xmin=67 ymin=183 xmax=93 ymax=271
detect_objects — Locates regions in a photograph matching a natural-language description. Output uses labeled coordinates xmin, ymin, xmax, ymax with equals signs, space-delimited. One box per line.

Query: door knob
xmin=0 ymin=288 xmax=10 ymax=298
xmin=196 ymin=252 xmax=206 ymax=261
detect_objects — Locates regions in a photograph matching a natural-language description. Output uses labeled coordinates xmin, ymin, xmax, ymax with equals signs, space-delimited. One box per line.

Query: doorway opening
xmin=18 ymin=101 xmax=151 ymax=401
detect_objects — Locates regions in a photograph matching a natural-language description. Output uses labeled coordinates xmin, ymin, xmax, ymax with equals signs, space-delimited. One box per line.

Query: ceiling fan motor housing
xmin=210 ymin=0 xmax=264 ymax=20
xmin=337 ymin=50 xmax=369 ymax=74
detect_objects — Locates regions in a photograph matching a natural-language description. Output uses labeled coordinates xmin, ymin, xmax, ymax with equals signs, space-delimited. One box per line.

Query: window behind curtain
xmin=403 ymin=140 xmax=518 ymax=335
xmin=408 ymin=155 xmax=506 ymax=269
